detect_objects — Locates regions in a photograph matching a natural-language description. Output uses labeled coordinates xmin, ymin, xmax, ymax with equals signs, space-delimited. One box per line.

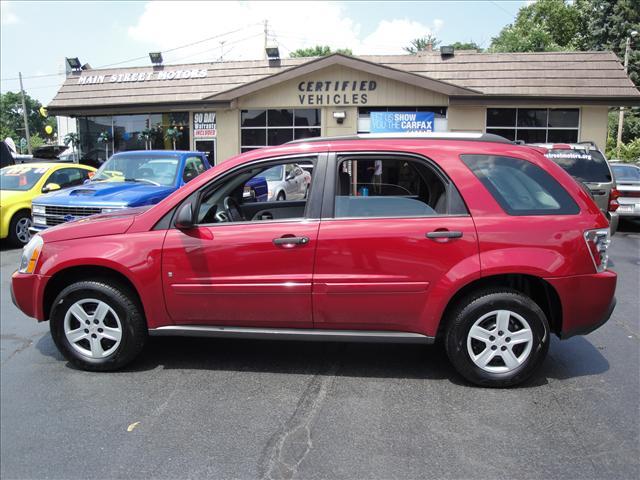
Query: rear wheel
xmin=8 ymin=211 xmax=32 ymax=247
xmin=49 ymin=281 xmax=147 ymax=371
xmin=445 ymin=289 xmax=549 ymax=387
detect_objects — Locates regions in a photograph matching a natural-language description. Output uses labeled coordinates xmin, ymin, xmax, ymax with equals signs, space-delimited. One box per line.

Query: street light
xmin=617 ymin=30 xmax=638 ymax=158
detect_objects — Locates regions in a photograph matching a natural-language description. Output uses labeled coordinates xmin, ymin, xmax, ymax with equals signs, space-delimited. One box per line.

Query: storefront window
xmin=240 ymin=108 xmax=320 ymax=153
xmin=357 ymin=107 xmax=448 ymax=133
xmin=77 ymin=112 xmax=190 ymax=165
xmin=486 ymin=108 xmax=579 ymax=143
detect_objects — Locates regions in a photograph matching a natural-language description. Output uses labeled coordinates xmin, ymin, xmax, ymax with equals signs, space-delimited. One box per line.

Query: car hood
xmin=39 ymin=206 xmax=152 ymax=243
xmin=0 ymin=189 xmax=31 ymax=206
xmin=32 ymin=181 xmax=176 ymax=207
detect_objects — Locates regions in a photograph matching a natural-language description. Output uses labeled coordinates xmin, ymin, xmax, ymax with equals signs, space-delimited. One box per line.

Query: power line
xmin=0 ymin=23 xmax=262 ymax=81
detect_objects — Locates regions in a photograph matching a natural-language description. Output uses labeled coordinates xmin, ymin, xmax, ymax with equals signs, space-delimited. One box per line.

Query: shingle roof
xmin=47 ymin=51 xmax=639 ymax=113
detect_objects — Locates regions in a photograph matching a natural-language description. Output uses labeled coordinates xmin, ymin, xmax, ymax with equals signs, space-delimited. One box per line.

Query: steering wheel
xmin=217 ymin=196 xmax=244 ymax=222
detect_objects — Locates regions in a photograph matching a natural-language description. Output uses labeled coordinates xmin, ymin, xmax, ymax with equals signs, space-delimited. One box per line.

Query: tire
xmin=445 ymin=289 xmax=549 ymax=387
xmin=49 ymin=280 xmax=147 ymax=371
xmin=276 ymin=191 xmax=286 ymax=201
xmin=8 ymin=210 xmax=32 ymax=247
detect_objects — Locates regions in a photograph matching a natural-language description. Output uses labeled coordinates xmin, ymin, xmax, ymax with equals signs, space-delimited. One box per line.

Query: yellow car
xmin=0 ymin=162 xmax=96 ymax=246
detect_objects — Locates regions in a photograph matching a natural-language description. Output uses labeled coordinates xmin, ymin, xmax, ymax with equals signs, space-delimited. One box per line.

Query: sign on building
xmin=193 ymin=112 xmax=216 ymax=138
xmin=370 ymin=112 xmax=435 ymax=133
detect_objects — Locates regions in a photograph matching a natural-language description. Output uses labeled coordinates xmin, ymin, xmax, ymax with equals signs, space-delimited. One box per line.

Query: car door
xmin=313 ymin=153 xmax=480 ymax=333
xmin=161 ymin=154 xmax=325 ymax=327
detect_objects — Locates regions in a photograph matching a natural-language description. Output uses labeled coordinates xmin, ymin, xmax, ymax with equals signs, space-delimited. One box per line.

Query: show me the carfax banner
xmin=370 ymin=111 xmax=435 ymax=133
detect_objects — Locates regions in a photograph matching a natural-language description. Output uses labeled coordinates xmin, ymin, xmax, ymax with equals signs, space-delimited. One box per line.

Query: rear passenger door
xmin=313 ymin=153 xmax=480 ymax=334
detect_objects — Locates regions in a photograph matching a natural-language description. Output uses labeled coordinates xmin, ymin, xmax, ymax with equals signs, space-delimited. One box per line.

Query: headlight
xmin=102 ymin=207 xmax=124 ymax=213
xmin=33 ymin=215 xmax=47 ymax=226
xmin=32 ymin=204 xmax=45 ymax=215
xmin=18 ymin=235 xmax=43 ymax=274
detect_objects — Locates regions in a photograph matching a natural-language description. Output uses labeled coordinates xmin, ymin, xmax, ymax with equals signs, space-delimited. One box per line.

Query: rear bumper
xmin=616 ymin=199 xmax=640 ymax=218
xmin=11 ymin=271 xmax=49 ymax=321
xmin=546 ymin=270 xmax=617 ymax=339
xmin=606 ymin=211 xmax=619 ymax=235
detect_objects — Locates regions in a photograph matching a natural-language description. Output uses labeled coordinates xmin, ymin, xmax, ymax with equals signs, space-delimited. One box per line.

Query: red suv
xmin=11 ymin=134 xmax=617 ymax=387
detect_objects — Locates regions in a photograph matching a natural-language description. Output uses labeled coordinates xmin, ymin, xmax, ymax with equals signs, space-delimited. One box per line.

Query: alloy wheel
xmin=16 ymin=217 xmax=32 ymax=244
xmin=466 ymin=309 xmax=533 ymax=373
xmin=63 ymin=299 xmax=122 ymax=359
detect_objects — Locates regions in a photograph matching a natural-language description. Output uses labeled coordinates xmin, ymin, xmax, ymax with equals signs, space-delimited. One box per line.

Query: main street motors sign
xmin=297 ymin=80 xmax=377 ymax=105
xmin=77 ymin=69 xmax=208 ymax=85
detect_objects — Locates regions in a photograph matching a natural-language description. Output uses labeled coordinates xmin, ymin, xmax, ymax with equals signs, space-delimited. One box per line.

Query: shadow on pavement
xmin=35 ymin=330 xmax=609 ymax=388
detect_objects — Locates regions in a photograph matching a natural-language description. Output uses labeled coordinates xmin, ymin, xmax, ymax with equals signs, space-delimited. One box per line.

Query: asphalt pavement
xmin=1 ymin=222 xmax=639 ymax=480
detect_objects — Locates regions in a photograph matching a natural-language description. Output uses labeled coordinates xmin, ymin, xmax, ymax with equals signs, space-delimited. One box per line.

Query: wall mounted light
xmin=65 ymin=57 xmax=82 ymax=71
xmin=149 ymin=52 xmax=163 ymax=64
xmin=333 ymin=111 xmax=346 ymax=124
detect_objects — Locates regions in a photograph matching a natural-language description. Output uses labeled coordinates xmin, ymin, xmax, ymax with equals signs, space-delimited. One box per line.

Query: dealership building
xmin=47 ymin=50 xmax=640 ymax=165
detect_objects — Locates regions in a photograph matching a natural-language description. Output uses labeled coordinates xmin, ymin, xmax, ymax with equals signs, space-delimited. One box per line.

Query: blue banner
xmin=370 ymin=111 xmax=435 ymax=133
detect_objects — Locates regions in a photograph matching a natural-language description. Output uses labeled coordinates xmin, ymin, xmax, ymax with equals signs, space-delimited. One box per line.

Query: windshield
xmin=92 ymin=154 xmax=179 ymax=186
xmin=612 ymin=164 xmax=640 ymax=181
xmin=544 ymin=149 xmax=611 ymax=183
xmin=262 ymin=165 xmax=284 ymax=181
xmin=0 ymin=165 xmax=47 ymax=191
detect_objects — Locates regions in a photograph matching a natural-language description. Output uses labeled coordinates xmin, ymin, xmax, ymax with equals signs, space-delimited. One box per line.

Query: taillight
xmin=608 ymin=188 xmax=620 ymax=212
xmin=584 ymin=229 xmax=610 ymax=273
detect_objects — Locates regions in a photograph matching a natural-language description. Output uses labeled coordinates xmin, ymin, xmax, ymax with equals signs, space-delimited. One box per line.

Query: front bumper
xmin=11 ymin=271 xmax=49 ymax=321
xmin=546 ymin=270 xmax=617 ymax=339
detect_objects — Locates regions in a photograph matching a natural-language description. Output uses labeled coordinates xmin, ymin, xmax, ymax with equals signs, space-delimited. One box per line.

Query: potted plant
xmin=165 ymin=124 xmax=183 ymax=150
xmin=97 ymin=130 xmax=111 ymax=159
xmin=63 ymin=132 xmax=80 ymax=160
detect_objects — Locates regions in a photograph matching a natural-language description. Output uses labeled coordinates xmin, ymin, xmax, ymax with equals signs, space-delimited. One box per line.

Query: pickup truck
xmin=30 ymin=150 xmax=213 ymax=231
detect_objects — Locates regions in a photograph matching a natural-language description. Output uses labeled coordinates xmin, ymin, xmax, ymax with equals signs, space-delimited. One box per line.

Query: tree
xmin=290 ymin=45 xmax=352 ymax=58
xmin=404 ymin=34 xmax=441 ymax=54
xmin=490 ymin=0 xmax=582 ymax=52
xmin=575 ymin=0 xmax=640 ymax=85
xmin=0 ymin=91 xmax=57 ymax=143
xmin=449 ymin=41 xmax=481 ymax=51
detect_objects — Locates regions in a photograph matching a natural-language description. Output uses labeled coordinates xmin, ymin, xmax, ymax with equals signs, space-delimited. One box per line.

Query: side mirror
xmin=286 ymin=173 xmax=295 ymax=181
xmin=42 ymin=183 xmax=61 ymax=193
xmin=242 ymin=185 xmax=257 ymax=202
xmin=175 ymin=202 xmax=194 ymax=230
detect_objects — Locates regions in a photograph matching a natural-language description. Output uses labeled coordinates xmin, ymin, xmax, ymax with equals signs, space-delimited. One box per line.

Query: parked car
xmin=11 ymin=133 xmax=616 ymax=387
xmin=30 ymin=150 xmax=211 ymax=232
xmin=0 ymin=163 xmax=96 ymax=246
xmin=610 ymin=162 xmax=640 ymax=219
xmin=262 ymin=162 xmax=312 ymax=201
xmin=529 ymin=142 xmax=619 ymax=234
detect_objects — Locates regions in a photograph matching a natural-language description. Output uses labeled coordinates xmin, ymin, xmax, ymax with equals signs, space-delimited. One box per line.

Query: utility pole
xmin=617 ymin=31 xmax=638 ymax=158
xmin=18 ymin=72 xmax=32 ymax=154
xmin=263 ymin=19 xmax=268 ymax=59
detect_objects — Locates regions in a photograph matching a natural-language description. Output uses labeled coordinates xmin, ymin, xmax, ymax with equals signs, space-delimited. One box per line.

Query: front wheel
xmin=8 ymin=211 xmax=32 ymax=247
xmin=49 ymin=281 xmax=147 ymax=371
xmin=445 ymin=289 xmax=549 ymax=387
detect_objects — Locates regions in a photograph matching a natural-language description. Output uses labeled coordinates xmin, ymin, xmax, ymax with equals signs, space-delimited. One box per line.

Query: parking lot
xmin=0 ymin=223 xmax=638 ymax=480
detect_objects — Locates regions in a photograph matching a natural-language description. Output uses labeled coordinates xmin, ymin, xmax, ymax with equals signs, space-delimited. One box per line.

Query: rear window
xmin=611 ymin=164 xmax=640 ymax=181
xmin=461 ymin=154 xmax=579 ymax=216
xmin=544 ymin=149 xmax=611 ymax=183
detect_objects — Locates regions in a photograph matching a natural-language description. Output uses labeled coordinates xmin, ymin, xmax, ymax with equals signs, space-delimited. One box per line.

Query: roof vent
xmin=440 ymin=46 xmax=454 ymax=58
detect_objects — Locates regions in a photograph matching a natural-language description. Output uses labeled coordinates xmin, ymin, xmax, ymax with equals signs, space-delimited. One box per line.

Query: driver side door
xmin=161 ymin=155 xmax=324 ymax=327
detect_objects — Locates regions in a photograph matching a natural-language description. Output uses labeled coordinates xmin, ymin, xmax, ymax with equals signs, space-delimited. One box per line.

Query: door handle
xmin=273 ymin=236 xmax=310 ymax=246
xmin=426 ymin=230 xmax=463 ymax=239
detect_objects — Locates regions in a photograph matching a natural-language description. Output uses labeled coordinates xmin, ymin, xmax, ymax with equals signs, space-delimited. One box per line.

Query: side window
xmin=334 ymin=157 xmax=461 ymax=218
xmin=461 ymin=154 xmax=579 ymax=215
xmin=47 ymin=168 xmax=86 ymax=189
xmin=196 ymin=159 xmax=314 ymax=224
xmin=183 ymin=156 xmax=206 ymax=183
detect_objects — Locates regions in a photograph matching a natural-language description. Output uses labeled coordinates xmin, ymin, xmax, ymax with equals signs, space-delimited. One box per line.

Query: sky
xmin=0 ymin=0 xmax=528 ymax=105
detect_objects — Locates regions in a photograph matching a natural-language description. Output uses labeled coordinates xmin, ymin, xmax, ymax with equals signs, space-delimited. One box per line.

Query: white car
xmin=262 ymin=163 xmax=311 ymax=201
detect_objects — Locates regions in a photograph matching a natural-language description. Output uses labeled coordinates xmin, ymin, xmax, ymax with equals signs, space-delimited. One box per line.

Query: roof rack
xmin=288 ymin=132 xmax=513 ymax=144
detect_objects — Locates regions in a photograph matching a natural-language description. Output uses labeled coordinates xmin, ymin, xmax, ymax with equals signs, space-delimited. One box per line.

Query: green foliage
xmin=606 ymin=136 xmax=640 ymax=162
xmin=63 ymin=132 xmax=80 ymax=148
xmin=448 ymin=41 xmax=481 ymax=51
xmin=575 ymin=0 xmax=640 ymax=85
xmin=404 ymin=35 xmax=441 ymax=54
xmin=490 ymin=0 xmax=581 ymax=52
xmin=0 ymin=91 xmax=57 ymax=142
xmin=29 ymin=134 xmax=45 ymax=150
xmin=97 ymin=131 xmax=111 ymax=144
xmin=608 ymin=107 xmax=640 ymax=145
xmin=289 ymin=45 xmax=353 ymax=58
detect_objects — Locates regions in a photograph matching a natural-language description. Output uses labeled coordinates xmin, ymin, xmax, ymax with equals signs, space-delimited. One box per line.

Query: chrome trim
xmin=148 ymin=325 xmax=435 ymax=344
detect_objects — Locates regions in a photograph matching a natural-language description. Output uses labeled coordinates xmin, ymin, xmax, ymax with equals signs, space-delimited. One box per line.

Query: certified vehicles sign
xmin=370 ymin=112 xmax=435 ymax=133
